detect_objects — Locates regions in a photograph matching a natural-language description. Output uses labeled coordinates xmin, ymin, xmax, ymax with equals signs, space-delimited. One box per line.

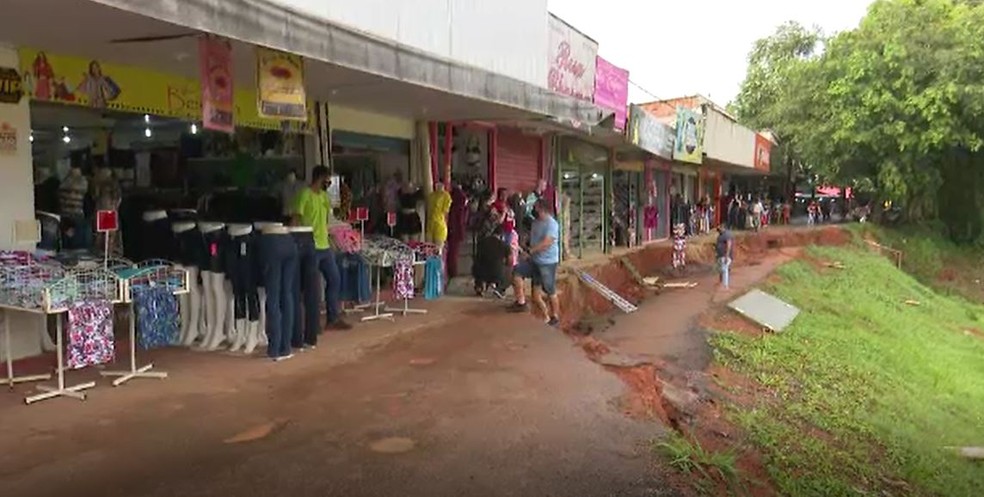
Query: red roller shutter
xmin=495 ymin=128 xmax=541 ymax=194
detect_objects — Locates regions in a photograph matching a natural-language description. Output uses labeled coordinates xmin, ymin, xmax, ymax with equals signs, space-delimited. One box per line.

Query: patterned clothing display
xmin=134 ymin=286 xmax=180 ymax=349
xmin=393 ymin=257 xmax=415 ymax=299
xmin=328 ymin=224 xmax=363 ymax=253
xmin=643 ymin=205 xmax=659 ymax=230
xmin=672 ymin=236 xmax=687 ymax=269
xmin=362 ymin=235 xmax=414 ymax=267
xmin=406 ymin=241 xmax=442 ymax=260
xmin=423 ymin=256 xmax=443 ymax=301
xmin=66 ymin=300 xmax=115 ymax=369
xmin=337 ymin=253 xmax=371 ymax=303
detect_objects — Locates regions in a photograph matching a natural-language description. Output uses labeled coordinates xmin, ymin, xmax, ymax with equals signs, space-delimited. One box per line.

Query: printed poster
xmin=673 ymin=107 xmax=704 ymax=164
xmin=0 ymin=122 xmax=16 ymax=155
xmin=547 ymin=14 xmax=598 ymax=101
xmin=19 ymin=48 xmax=309 ymax=132
xmin=593 ymin=57 xmax=629 ymax=131
xmin=199 ymin=36 xmax=234 ymax=133
xmin=754 ymin=133 xmax=773 ymax=172
xmin=256 ymin=47 xmax=307 ymax=121
xmin=627 ymin=105 xmax=673 ymax=160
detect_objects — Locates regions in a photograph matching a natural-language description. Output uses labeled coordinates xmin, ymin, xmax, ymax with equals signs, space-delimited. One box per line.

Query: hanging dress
xmin=425 ymin=189 xmax=452 ymax=244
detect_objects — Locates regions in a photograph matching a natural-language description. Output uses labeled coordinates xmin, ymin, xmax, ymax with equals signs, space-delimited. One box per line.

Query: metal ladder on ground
xmin=573 ymin=269 xmax=638 ymax=314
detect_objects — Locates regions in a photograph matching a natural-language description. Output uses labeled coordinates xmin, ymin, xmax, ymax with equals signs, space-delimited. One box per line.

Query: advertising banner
xmin=627 ymin=105 xmax=673 ymax=160
xmin=547 ymin=14 xmax=598 ymax=101
xmin=256 ymin=47 xmax=307 ymax=121
xmin=593 ymin=57 xmax=629 ymax=131
xmin=19 ymin=48 xmax=309 ymax=131
xmin=199 ymin=36 xmax=234 ymax=133
xmin=754 ymin=133 xmax=772 ymax=172
xmin=673 ymin=107 xmax=704 ymax=164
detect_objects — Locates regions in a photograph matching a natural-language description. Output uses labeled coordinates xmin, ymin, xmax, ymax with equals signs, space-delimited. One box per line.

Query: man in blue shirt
xmin=509 ymin=199 xmax=561 ymax=326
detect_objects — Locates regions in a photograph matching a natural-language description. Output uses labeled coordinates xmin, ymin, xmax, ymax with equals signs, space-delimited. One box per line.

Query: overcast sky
xmin=547 ymin=0 xmax=873 ymax=106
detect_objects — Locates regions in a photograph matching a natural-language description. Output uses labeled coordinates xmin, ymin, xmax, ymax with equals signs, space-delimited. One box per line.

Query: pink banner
xmin=593 ymin=57 xmax=629 ymax=131
xmin=198 ymin=36 xmax=234 ymax=133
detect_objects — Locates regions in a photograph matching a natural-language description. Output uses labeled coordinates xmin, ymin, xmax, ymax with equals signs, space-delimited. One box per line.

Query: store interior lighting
xmin=190 ymin=123 xmax=198 ymax=135
xmin=144 ymin=127 xmax=153 ymax=138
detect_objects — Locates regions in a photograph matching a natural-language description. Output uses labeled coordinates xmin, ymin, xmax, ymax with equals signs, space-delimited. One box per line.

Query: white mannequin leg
xmin=181 ymin=267 xmax=203 ymax=346
xmin=198 ymin=271 xmax=218 ymax=350
xmin=204 ymin=273 xmax=229 ymax=351
xmin=256 ymin=288 xmax=268 ymax=347
xmin=223 ymin=280 xmax=236 ymax=350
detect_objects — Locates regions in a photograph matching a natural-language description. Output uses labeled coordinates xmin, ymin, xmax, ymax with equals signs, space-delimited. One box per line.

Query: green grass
xmin=709 ymin=240 xmax=984 ymax=497
xmin=657 ymin=434 xmax=741 ymax=495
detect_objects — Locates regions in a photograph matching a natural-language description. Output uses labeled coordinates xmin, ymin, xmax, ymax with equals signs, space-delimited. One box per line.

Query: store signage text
xmin=0 ymin=122 xmax=17 ymax=155
xmin=0 ymin=67 xmax=23 ymax=104
xmin=547 ymin=15 xmax=598 ymax=101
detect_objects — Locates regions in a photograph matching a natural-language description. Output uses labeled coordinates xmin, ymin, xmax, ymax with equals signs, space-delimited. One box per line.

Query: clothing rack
xmin=385 ymin=251 xmax=431 ymax=316
xmin=361 ymin=260 xmax=394 ymax=322
xmin=1 ymin=310 xmax=51 ymax=388
xmin=101 ymin=260 xmax=189 ymax=387
xmin=22 ymin=268 xmax=124 ymax=405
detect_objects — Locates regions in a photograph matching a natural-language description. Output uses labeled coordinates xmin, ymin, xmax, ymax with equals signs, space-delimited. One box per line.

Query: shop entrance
xmin=557 ymin=137 xmax=608 ymax=260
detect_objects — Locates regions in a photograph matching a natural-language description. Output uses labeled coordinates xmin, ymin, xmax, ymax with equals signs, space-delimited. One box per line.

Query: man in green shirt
xmin=293 ymin=166 xmax=352 ymax=330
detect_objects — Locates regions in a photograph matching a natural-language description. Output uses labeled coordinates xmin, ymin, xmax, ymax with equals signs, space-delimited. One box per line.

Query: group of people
xmin=725 ymin=195 xmax=791 ymax=232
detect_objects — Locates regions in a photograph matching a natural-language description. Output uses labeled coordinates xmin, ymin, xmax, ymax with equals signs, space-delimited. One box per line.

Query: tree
xmin=734 ymin=0 xmax=984 ymax=241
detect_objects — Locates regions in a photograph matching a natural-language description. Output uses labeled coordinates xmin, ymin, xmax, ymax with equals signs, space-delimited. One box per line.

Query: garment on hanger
xmin=362 ymin=235 xmax=413 ymax=267
xmin=337 ymin=252 xmax=371 ymax=304
xmin=141 ymin=216 xmax=175 ymax=262
xmin=425 ymin=189 xmax=452 ymax=244
xmin=406 ymin=241 xmax=442 ymax=260
xmin=643 ymin=205 xmax=659 ymax=230
xmin=224 ymin=232 xmax=260 ymax=322
xmin=291 ymin=231 xmax=320 ymax=348
xmin=66 ymin=299 xmax=115 ymax=369
xmin=392 ymin=256 xmax=415 ymax=299
xmin=201 ymin=229 xmax=227 ymax=273
xmin=328 ymin=224 xmax=363 ymax=253
xmin=424 ymin=256 xmax=443 ymax=300
xmin=134 ymin=286 xmax=179 ymax=349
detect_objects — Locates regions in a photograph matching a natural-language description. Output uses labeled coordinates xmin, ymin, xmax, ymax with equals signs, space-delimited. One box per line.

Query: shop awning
xmin=73 ymin=0 xmax=607 ymax=123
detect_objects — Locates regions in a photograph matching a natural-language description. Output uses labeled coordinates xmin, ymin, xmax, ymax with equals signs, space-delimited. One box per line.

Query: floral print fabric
xmin=134 ymin=286 xmax=179 ymax=349
xmin=393 ymin=257 xmax=415 ymax=299
xmin=66 ymin=299 xmax=114 ymax=369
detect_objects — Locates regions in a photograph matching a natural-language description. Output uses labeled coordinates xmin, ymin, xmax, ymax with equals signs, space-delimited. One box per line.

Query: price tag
xmin=96 ymin=210 xmax=118 ymax=232
xmin=386 ymin=212 xmax=397 ymax=227
xmin=347 ymin=209 xmax=358 ymax=223
xmin=356 ymin=207 xmax=369 ymax=222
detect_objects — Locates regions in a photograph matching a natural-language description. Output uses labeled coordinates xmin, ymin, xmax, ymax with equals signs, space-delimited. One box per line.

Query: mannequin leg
xmin=205 ymin=273 xmax=229 ymax=351
xmin=198 ymin=270 xmax=217 ymax=350
xmin=177 ymin=265 xmax=191 ymax=344
xmin=257 ymin=288 xmax=268 ymax=347
xmin=182 ymin=267 xmax=203 ymax=347
xmin=223 ymin=280 xmax=237 ymax=349
xmin=243 ymin=319 xmax=260 ymax=354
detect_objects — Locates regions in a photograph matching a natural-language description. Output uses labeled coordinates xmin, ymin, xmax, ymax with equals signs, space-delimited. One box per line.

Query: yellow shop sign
xmin=19 ymin=48 xmax=310 ymax=131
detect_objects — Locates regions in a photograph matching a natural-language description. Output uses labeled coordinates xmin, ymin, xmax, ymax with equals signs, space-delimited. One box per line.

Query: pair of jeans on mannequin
xmin=316 ymin=248 xmax=342 ymax=325
xmin=292 ymin=232 xmax=321 ymax=348
xmin=260 ymin=233 xmax=297 ymax=359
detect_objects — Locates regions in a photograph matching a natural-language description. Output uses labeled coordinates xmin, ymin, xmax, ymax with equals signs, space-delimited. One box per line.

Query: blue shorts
xmin=515 ymin=260 xmax=558 ymax=296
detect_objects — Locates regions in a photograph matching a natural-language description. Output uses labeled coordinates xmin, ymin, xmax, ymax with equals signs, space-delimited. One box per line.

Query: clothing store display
xmin=406 ymin=241 xmax=442 ymax=259
xmin=175 ymin=228 xmax=208 ymax=268
xmin=260 ymin=233 xmax=298 ymax=359
xmin=224 ymin=232 xmax=260 ymax=321
xmin=424 ymin=256 xmax=443 ymax=300
xmin=393 ymin=257 xmax=415 ymax=299
xmin=337 ymin=252 xmax=371 ymax=304
xmin=58 ymin=174 xmax=87 ymax=218
xmin=202 ymin=229 xmax=226 ymax=273
xmin=134 ymin=286 xmax=180 ymax=349
xmin=316 ymin=248 xmax=342 ymax=324
xmin=141 ymin=217 xmax=175 ymax=262
xmin=328 ymin=224 xmax=362 ymax=253
xmin=425 ymin=189 xmax=452 ymax=244
xmin=338 ymin=181 xmax=353 ymax=219
xmin=446 ymin=186 xmax=468 ymax=278
xmin=362 ymin=235 xmax=415 ymax=266
xmin=291 ymin=231 xmax=321 ymax=347
xmin=644 ymin=205 xmax=659 ymax=230
xmin=66 ymin=300 xmax=115 ymax=369
xmin=395 ymin=188 xmax=423 ymax=238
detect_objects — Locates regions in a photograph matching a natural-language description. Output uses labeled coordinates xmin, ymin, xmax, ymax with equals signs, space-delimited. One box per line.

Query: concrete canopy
xmin=52 ymin=0 xmax=608 ymax=123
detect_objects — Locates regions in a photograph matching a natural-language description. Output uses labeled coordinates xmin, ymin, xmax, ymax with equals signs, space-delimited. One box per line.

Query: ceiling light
xmin=144 ymin=128 xmax=152 ymax=138
xmin=29 ymin=132 xmax=33 ymax=143
xmin=62 ymin=126 xmax=69 ymax=133
xmin=62 ymin=135 xmax=71 ymax=144
xmin=144 ymin=114 xmax=151 ymax=123
xmin=190 ymin=123 xmax=198 ymax=135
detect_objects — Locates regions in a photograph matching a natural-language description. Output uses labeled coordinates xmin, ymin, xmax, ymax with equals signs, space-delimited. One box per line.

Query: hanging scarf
xmin=424 ymin=256 xmax=443 ymax=301
xmin=66 ymin=299 xmax=115 ymax=369
xmin=392 ymin=256 xmax=415 ymax=299
xmin=134 ymin=286 xmax=179 ymax=349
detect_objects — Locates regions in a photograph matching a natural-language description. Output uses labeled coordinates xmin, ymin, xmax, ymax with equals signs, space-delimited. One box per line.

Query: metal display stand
xmin=20 ymin=268 xmax=124 ymax=404
xmin=101 ymin=260 xmax=189 ymax=387
xmin=362 ymin=262 xmax=394 ymax=322
xmin=1 ymin=309 xmax=51 ymax=388
xmin=385 ymin=254 xmax=428 ymax=316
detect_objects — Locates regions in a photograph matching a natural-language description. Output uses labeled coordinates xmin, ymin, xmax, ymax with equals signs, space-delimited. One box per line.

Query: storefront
xmin=625 ymin=105 xmax=675 ymax=243
xmin=556 ymin=136 xmax=610 ymax=259
xmin=494 ymin=127 xmax=543 ymax=196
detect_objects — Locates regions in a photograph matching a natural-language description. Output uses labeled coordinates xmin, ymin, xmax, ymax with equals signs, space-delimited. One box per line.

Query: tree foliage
xmin=734 ymin=0 xmax=984 ymax=241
